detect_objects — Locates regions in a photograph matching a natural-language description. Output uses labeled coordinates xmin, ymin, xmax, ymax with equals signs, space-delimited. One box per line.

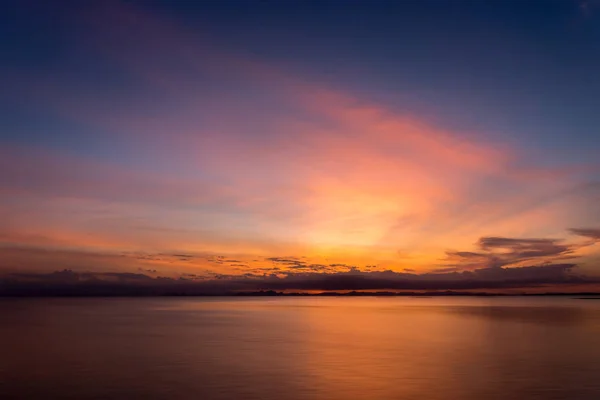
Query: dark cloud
xmin=179 ymin=273 xmax=202 ymax=281
xmin=2 ymin=228 xmax=600 ymax=296
xmin=478 ymin=237 xmax=571 ymax=260
xmin=169 ymin=254 xmax=195 ymax=259
xmin=129 ymin=253 xmax=163 ymax=261
xmin=207 ymin=255 xmax=226 ymax=264
xmin=138 ymin=268 xmax=157 ymax=273
xmin=265 ymin=257 xmax=306 ymax=265
xmin=287 ymin=263 xmax=333 ymax=272
xmin=479 ymin=237 xmax=557 ymax=249
xmin=2 ymin=263 xmax=596 ymax=296
xmin=435 ymin=267 xmax=460 ymax=273
xmin=258 ymin=264 xmax=585 ymax=291
xmin=447 ymin=251 xmax=486 ymax=259
xmin=569 ymin=228 xmax=600 ymax=240
xmin=248 ymin=267 xmax=281 ymax=273
xmin=445 ymin=232 xmax=587 ymax=270
xmin=262 ymin=260 xmax=356 ymax=273
xmin=127 ymin=252 xmax=200 ymax=263
xmin=328 ymin=263 xmax=355 ymax=269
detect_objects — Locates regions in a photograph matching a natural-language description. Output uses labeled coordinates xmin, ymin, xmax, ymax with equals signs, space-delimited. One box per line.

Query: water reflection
xmin=1 ymin=297 xmax=600 ymax=399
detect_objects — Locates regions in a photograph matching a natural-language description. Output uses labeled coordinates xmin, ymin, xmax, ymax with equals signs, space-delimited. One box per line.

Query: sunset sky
xmin=1 ymin=0 xmax=600 ymax=292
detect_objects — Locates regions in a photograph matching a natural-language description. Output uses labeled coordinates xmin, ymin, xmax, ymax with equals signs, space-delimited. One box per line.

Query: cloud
xmin=0 ymin=145 xmax=245 ymax=209
xmin=3 ymin=227 xmax=600 ymax=295
xmin=569 ymin=228 xmax=600 ymax=240
xmin=444 ymin=230 xmax=593 ymax=271
xmin=328 ymin=263 xmax=356 ymax=269
xmin=1 ymin=0 xmax=600 ymax=276
xmin=261 ymin=264 xmax=586 ymax=291
xmin=2 ymin=263 xmax=595 ymax=296
xmin=266 ymin=257 xmax=306 ymax=265
xmin=0 ymin=0 xmax=514 ymax=256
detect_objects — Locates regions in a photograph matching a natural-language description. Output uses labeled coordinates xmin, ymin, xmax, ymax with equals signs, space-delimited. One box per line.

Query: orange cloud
xmin=2 ymin=1 xmax=600 ymax=278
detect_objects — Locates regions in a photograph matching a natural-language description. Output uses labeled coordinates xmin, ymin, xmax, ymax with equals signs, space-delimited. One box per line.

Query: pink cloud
xmin=2 ymin=1 xmax=600 ymax=276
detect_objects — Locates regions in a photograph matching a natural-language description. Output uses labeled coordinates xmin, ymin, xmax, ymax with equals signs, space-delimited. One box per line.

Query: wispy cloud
xmin=444 ymin=229 xmax=600 ymax=271
xmin=1 ymin=1 xmax=600 ymax=277
xmin=570 ymin=228 xmax=600 ymax=240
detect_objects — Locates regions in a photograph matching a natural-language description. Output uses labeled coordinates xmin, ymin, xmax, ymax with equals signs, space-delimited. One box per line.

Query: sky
xmin=1 ymin=0 xmax=600 ymax=293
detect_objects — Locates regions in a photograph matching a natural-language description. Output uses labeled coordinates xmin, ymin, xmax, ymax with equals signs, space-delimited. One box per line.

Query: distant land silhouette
xmin=2 ymin=266 xmax=600 ymax=296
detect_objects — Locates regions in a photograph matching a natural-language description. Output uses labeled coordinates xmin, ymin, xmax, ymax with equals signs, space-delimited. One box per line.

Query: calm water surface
xmin=2 ymin=297 xmax=600 ymax=399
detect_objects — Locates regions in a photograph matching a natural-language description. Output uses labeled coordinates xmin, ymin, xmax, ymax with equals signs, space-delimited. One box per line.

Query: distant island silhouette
xmin=3 ymin=288 xmax=600 ymax=297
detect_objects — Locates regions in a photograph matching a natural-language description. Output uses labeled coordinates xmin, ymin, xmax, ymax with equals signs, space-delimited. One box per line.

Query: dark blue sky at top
xmin=1 ymin=0 xmax=599 ymax=168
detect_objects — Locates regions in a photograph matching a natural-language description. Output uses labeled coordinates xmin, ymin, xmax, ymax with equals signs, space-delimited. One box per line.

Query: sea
xmin=1 ymin=296 xmax=600 ymax=399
